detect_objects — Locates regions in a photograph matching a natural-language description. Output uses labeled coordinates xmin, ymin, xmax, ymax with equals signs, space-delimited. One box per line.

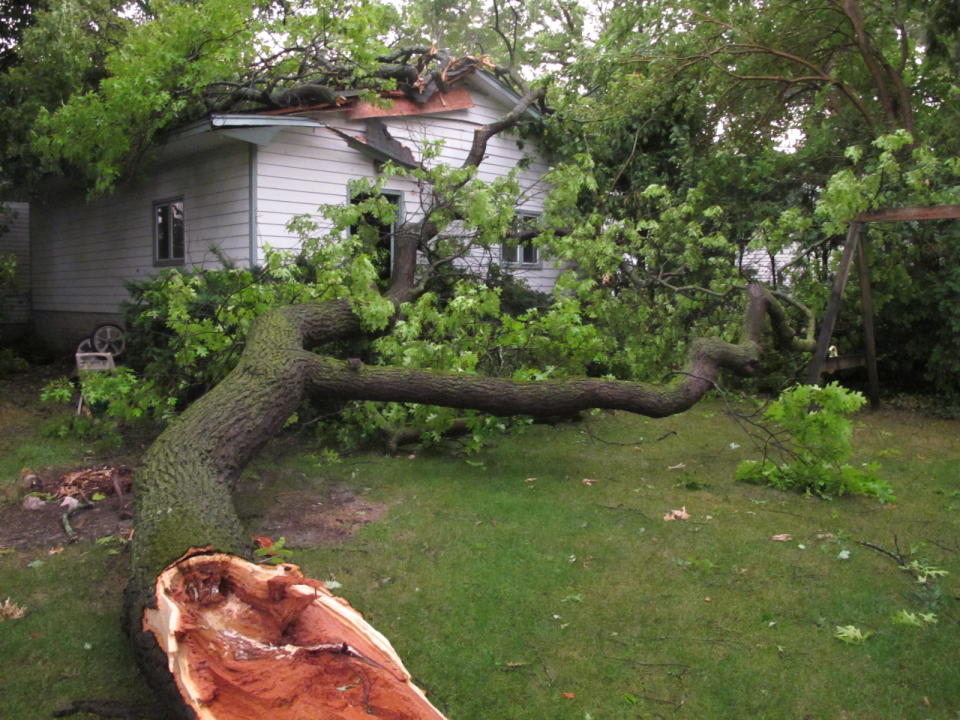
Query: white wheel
xmin=91 ymin=324 xmax=126 ymax=357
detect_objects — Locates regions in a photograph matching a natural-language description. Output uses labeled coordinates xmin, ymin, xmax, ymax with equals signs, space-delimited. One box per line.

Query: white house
xmin=27 ymin=71 xmax=556 ymax=351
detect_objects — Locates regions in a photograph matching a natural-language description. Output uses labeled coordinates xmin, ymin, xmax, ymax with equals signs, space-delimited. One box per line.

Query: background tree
xmin=0 ymin=0 xmax=136 ymax=193
xmin=538 ymin=0 xmax=960 ymax=398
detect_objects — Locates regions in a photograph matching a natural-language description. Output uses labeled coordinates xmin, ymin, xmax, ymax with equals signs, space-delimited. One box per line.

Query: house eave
xmin=172 ymin=114 xmax=327 ymax=146
xmin=466 ymin=70 xmax=542 ymax=122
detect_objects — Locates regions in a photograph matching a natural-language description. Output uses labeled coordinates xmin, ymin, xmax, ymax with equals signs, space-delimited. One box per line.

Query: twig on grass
xmin=532 ymin=649 xmax=556 ymax=686
xmin=596 ymin=503 xmax=653 ymax=519
xmin=748 ymin=506 xmax=805 ymax=518
xmin=854 ymin=536 xmax=907 ymax=565
xmin=578 ymin=415 xmax=651 ymax=447
xmin=924 ymin=538 xmax=959 ymax=554
xmin=608 ymin=657 xmax=690 ymax=671
xmin=630 ymin=693 xmax=685 ymax=710
xmin=578 ymin=412 xmax=677 ymax=448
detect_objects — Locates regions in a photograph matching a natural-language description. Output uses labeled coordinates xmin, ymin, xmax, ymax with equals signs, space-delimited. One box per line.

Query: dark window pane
xmin=156 ymin=205 xmax=170 ymax=260
xmin=171 ymin=201 xmax=184 ymax=259
xmin=505 ymin=213 xmax=540 ymax=265
xmin=502 ymin=241 xmax=537 ymax=264
xmin=350 ymin=193 xmax=399 ymax=279
xmin=155 ymin=200 xmax=184 ymax=263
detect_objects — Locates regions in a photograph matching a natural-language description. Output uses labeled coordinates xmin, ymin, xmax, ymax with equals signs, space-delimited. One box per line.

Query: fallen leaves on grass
xmin=502 ymin=661 xmax=528 ymax=670
xmin=57 ymin=466 xmax=132 ymax=502
xmin=581 ymin=478 xmax=598 ymax=486
xmin=666 ymin=463 xmax=686 ymax=471
xmin=834 ymin=625 xmax=871 ymax=644
xmin=663 ymin=507 xmax=690 ymax=521
xmin=0 ymin=597 xmax=26 ymax=621
xmin=892 ymin=610 xmax=938 ymax=626
xmin=770 ymin=534 xmax=792 ymax=542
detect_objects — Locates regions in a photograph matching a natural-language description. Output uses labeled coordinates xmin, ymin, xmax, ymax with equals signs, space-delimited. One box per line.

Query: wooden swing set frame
xmin=806 ymin=204 xmax=960 ymax=406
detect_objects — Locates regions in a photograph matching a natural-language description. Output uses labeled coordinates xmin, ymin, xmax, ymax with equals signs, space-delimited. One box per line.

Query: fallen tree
xmin=126 ymin=281 xmax=815 ymax=719
xmin=118 ymin=47 xmax=820 ymax=717
xmin=21 ymin=30 xmax=819 ymax=714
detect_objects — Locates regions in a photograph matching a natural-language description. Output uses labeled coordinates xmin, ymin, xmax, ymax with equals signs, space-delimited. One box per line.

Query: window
xmin=350 ymin=191 xmax=401 ymax=280
xmin=501 ymin=213 xmax=540 ymax=266
xmin=501 ymin=241 xmax=539 ymax=265
xmin=154 ymin=199 xmax=184 ymax=265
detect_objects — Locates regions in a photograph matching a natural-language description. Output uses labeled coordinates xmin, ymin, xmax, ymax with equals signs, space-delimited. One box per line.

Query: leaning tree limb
xmin=126 ymin=282 xmax=812 ymax=718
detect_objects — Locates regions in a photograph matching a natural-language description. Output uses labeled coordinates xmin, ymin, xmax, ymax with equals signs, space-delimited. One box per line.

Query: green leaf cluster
xmin=736 ymin=383 xmax=893 ymax=501
xmin=20 ymin=0 xmax=399 ymax=194
xmin=39 ymin=367 xmax=172 ymax=448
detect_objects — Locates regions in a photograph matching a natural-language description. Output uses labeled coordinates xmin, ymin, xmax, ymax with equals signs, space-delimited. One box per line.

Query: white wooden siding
xmin=31 ymin=142 xmax=250 ymax=316
xmin=255 ymin=125 xmax=423 ymax=251
xmin=30 ymin=74 xmax=558 ymax=332
xmin=254 ymin=78 xmax=557 ymax=289
xmin=741 ymin=245 xmax=799 ymax=285
xmin=0 ymin=201 xmax=30 ymax=323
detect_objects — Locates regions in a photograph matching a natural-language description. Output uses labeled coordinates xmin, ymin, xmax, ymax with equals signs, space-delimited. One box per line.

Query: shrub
xmin=736 ymin=382 xmax=893 ymax=501
xmin=40 ymin=367 xmax=173 ymax=449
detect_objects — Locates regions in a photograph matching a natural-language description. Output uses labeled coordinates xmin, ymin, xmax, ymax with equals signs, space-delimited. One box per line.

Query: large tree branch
xmin=462 ymin=85 xmax=544 ymax=169
xmin=383 ymin=78 xmax=546 ymax=297
xmin=126 ymin=281 xmax=814 ymax=717
xmin=669 ymin=40 xmax=878 ymax=131
xmin=835 ymin=0 xmax=914 ymax=132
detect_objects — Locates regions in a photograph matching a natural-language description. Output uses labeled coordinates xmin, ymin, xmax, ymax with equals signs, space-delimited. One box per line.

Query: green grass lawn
xmin=1 ymin=388 xmax=958 ymax=719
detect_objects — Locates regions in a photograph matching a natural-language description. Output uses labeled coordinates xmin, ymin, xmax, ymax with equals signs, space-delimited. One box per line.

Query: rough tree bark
xmin=126 ymin=282 xmax=814 ymax=718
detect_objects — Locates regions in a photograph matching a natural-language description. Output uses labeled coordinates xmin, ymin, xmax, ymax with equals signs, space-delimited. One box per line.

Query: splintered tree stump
xmin=142 ymin=549 xmax=448 ymax=720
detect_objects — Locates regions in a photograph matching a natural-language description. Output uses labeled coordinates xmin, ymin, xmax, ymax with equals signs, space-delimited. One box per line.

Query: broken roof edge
xmin=161 ymin=69 xmax=540 ymax=154
xmin=208 ymin=69 xmax=539 ymax=123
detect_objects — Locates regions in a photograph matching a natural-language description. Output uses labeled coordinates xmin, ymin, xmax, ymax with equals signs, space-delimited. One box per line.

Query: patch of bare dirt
xmin=0 ymin=466 xmax=133 ymax=551
xmin=2 ymin=462 xmax=385 ymax=553
xmin=253 ymin=486 xmax=387 ymax=547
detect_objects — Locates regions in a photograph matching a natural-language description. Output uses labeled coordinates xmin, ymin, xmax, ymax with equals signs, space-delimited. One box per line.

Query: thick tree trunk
xmin=127 ymin=283 xmax=810 ymax=718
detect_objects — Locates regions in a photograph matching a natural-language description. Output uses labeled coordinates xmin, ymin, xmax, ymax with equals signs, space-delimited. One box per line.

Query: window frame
xmin=348 ymin=189 xmax=403 ymax=279
xmin=153 ymin=197 xmax=185 ymax=267
xmin=500 ymin=212 xmax=541 ymax=268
